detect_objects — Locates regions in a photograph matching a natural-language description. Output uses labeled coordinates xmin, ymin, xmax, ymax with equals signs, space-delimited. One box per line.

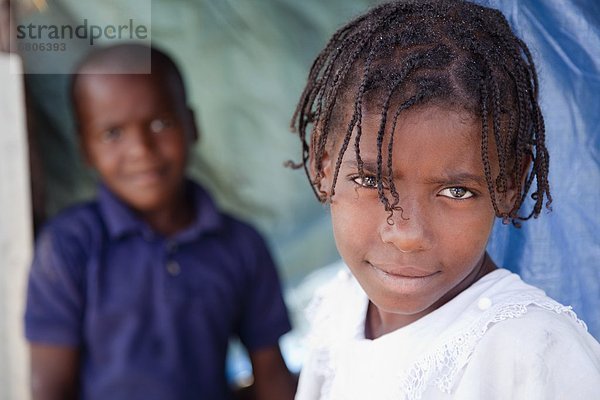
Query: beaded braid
xmin=290 ymin=0 xmax=552 ymax=224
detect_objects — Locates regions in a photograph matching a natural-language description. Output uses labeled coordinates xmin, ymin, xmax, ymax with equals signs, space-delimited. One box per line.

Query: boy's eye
xmin=149 ymin=118 xmax=172 ymax=134
xmin=438 ymin=187 xmax=474 ymax=199
xmin=102 ymin=127 xmax=122 ymax=143
xmin=352 ymin=175 xmax=378 ymax=189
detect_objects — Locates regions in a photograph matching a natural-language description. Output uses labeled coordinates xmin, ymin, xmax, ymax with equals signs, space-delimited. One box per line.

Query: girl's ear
xmin=504 ymin=153 xmax=533 ymax=215
xmin=316 ymin=149 xmax=334 ymax=198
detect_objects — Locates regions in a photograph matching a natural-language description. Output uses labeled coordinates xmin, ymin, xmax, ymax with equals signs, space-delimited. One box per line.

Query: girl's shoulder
xmin=470 ymin=268 xmax=588 ymax=333
xmin=401 ymin=269 xmax=600 ymax=399
xmin=473 ymin=304 xmax=599 ymax=357
xmin=468 ymin=273 xmax=600 ymax=370
xmin=453 ymin=295 xmax=600 ymax=399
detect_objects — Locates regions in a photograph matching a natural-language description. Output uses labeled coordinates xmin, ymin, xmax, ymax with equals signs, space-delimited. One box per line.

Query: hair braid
xmin=289 ymin=0 xmax=552 ymax=225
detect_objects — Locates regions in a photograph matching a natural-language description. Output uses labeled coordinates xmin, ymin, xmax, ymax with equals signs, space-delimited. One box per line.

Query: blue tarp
xmin=477 ymin=0 xmax=600 ymax=339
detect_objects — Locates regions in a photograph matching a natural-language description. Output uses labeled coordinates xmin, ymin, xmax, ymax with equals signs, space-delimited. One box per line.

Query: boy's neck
xmin=139 ymin=188 xmax=195 ymax=237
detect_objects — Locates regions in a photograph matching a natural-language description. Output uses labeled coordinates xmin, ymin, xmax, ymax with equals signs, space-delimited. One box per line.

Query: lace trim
xmin=396 ymin=295 xmax=587 ymax=400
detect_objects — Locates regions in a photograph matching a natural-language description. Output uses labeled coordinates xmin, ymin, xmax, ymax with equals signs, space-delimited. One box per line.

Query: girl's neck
xmin=365 ymin=253 xmax=497 ymax=339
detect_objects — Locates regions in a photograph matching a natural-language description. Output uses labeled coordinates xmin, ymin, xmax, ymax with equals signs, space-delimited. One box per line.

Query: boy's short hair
xmin=71 ymin=43 xmax=188 ymax=110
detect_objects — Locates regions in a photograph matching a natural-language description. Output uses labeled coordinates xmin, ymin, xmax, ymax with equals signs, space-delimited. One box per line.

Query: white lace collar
xmin=306 ymin=268 xmax=586 ymax=400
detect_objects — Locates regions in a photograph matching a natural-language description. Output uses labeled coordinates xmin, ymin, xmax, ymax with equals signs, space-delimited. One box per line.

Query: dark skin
xmin=365 ymin=254 xmax=497 ymax=339
xmin=246 ymin=347 xmax=298 ymax=400
xmin=30 ymin=345 xmax=78 ymax=400
xmin=321 ymin=106 xmax=520 ymax=339
xmin=75 ymin=73 xmax=197 ymax=236
xmin=30 ymin=60 xmax=295 ymax=400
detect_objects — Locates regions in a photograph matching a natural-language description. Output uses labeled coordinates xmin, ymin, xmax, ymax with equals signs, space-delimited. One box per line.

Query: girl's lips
xmin=368 ymin=262 xmax=438 ymax=278
xmin=367 ymin=262 xmax=441 ymax=293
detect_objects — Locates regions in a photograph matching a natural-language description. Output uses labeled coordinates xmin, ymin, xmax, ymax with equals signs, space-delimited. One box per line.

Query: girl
xmin=289 ymin=1 xmax=600 ymax=399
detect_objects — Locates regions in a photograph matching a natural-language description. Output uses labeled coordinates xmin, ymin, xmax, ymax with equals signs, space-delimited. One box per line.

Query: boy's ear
xmin=76 ymin=126 xmax=93 ymax=166
xmin=185 ymin=107 xmax=199 ymax=143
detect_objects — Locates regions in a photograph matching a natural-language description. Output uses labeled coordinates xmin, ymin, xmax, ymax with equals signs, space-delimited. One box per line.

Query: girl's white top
xmin=295 ymin=268 xmax=600 ymax=400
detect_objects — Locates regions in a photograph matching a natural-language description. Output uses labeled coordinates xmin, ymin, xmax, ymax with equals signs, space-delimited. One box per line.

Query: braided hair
xmin=290 ymin=0 xmax=551 ymax=225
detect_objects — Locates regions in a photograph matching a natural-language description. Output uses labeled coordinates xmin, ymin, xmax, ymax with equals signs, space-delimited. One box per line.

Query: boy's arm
xmin=25 ymin=224 xmax=87 ymax=400
xmin=236 ymin=227 xmax=295 ymax=399
xmin=249 ymin=345 xmax=296 ymax=400
xmin=30 ymin=344 xmax=80 ymax=400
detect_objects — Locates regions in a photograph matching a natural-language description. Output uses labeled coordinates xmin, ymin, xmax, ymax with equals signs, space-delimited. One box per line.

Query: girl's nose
xmin=379 ymin=203 xmax=433 ymax=253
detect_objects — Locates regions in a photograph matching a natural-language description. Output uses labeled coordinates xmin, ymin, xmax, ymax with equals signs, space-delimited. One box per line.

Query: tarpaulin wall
xmin=479 ymin=0 xmax=600 ymax=339
xmin=18 ymin=0 xmax=599 ymax=339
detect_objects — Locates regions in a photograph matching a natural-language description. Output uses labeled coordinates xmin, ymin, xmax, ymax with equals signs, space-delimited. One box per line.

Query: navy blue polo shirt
xmin=25 ymin=181 xmax=291 ymax=400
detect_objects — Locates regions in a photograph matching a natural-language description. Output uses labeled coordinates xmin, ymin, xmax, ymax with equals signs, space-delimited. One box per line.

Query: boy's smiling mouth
xmin=126 ymin=165 xmax=166 ymax=183
xmin=127 ymin=167 xmax=168 ymax=186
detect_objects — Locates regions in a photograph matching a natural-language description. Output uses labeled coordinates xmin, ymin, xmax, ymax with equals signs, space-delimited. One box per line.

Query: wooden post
xmin=0 ymin=52 xmax=32 ymax=400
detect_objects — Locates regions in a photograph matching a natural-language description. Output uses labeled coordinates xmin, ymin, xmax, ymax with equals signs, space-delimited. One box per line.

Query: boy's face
xmin=75 ymin=73 xmax=196 ymax=213
xmin=322 ymin=105 xmax=502 ymax=327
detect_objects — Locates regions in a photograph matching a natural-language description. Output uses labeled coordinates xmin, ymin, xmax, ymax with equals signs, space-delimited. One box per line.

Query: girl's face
xmin=322 ymin=105 xmax=499 ymax=329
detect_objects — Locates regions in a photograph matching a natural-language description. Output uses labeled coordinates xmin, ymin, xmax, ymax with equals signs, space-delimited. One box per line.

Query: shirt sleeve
xmin=295 ymin=269 xmax=352 ymax=400
xmin=453 ymin=308 xmax=600 ymax=399
xmin=237 ymin=229 xmax=291 ymax=352
xmin=295 ymin=348 xmax=327 ymax=400
xmin=295 ymin=289 xmax=329 ymax=400
xmin=24 ymin=225 xmax=85 ymax=346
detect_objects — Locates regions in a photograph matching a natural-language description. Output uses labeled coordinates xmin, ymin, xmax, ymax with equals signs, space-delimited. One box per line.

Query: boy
xmin=25 ymin=44 xmax=295 ymax=400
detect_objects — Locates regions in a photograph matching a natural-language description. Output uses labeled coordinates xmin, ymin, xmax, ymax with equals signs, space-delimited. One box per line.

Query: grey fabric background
xmin=21 ymin=0 xmax=382 ymax=285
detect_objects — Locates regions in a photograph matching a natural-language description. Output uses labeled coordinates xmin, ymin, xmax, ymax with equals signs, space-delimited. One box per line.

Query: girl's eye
xmin=102 ymin=127 xmax=121 ymax=143
xmin=438 ymin=187 xmax=474 ymax=199
xmin=352 ymin=175 xmax=378 ymax=189
xmin=149 ymin=118 xmax=172 ymax=134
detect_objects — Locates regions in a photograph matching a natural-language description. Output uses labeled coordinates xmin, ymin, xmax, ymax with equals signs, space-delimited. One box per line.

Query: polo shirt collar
xmin=177 ymin=181 xmax=223 ymax=242
xmin=98 ymin=184 xmax=143 ymax=238
xmin=97 ymin=180 xmax=223 ymax=240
